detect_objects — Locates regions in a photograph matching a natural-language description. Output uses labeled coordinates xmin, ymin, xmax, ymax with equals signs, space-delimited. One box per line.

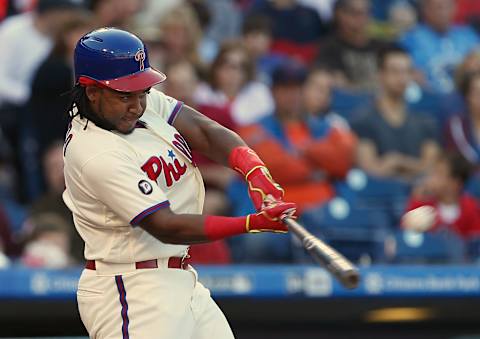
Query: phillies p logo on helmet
xmin=135 ymin=50 xmax=146 ymax=71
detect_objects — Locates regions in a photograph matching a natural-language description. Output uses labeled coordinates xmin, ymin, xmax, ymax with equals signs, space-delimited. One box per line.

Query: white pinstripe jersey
xmin=62 ymin=89 xmax=205 ymax=263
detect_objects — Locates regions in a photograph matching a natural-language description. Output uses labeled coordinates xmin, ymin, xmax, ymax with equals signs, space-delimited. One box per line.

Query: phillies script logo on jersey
xmin=140 ymin=134 xmax=193 ymax=187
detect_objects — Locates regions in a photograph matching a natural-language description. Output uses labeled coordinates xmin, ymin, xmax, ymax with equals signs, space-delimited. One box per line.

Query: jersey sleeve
xmin=147 ymin=88 xmax=184 ymax=124
xmin=81 ymin=150 xmax=170 ymax=226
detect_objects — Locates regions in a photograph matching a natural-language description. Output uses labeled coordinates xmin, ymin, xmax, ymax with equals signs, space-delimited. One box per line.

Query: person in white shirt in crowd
xmin=0 ymin=0 xmax=86 ymax=202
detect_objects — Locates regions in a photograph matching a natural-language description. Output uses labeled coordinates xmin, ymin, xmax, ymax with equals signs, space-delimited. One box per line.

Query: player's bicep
xmin=81 ymin=151 xmax=170 ymax=226
xmin=173 ymin=105 xmax=219 ymax=153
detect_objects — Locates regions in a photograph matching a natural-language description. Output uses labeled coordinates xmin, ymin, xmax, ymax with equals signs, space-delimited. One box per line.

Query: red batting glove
xmin=204 ymin=201 xmax=297 ymax=240
xmin=229 ymin=146 xmax=284 ymax=210
xmin=247 ymin=201 xmax=297 ymax=233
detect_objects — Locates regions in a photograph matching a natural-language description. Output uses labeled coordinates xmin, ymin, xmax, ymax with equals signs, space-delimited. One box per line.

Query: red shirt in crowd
xmin=406 ymin=194 xmax=480 ymax=240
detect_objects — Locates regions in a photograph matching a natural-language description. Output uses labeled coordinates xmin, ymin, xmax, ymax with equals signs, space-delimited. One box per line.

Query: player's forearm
xmin=202 ymin=122 xmax=247 ymax=166
xmin=140 ymin=212 xmax=249 ymax=244
xmin=138 ymin=203 xmax=293 ymax=244
xmin=140 ymin=212 xmax=212 ymax=244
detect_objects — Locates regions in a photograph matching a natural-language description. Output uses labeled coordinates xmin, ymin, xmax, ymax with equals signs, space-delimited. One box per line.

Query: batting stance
xmin=63 ymin=28 xmax=296 ymax=339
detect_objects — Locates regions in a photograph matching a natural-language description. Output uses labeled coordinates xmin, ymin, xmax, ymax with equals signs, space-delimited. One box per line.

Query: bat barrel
xmin=283 ymin=217 xmax=361 ymax=289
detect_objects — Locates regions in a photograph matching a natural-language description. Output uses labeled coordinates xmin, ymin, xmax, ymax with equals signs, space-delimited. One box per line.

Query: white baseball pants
xmin=76 ymin=261 xmax=234 ymax=339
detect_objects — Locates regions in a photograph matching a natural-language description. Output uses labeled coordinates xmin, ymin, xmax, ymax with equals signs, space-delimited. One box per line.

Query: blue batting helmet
xmin=74 ymin=27 xmax=166 ymax=92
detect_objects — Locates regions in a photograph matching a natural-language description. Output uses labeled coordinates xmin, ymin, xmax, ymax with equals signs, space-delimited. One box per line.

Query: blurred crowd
xmin=1 ymin=0 xmax=480 ymax=269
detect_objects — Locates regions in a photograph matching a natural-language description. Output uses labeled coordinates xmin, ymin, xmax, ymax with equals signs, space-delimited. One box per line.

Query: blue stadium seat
xmin=297 ymin=197 xmax=392 ymax=263
xmin=466 ymin=236 xmax=480 ymax=263
xmin=226 ymin=178 xmax=255 ymax=217
xmin=334 ymin=169 xmax=411 ymax=225
xmin=330 ymin=88 xmax=374 ymax=121
xmin=465 ymin=172 xmax=480 ymax=200
xmin=406 ymin=85 xmax=460 ymax=133
xmin=388 ymin=229 xmax=466 ymax=264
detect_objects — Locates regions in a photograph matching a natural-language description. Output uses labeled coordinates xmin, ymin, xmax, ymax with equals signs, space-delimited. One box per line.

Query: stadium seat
xmin=406 ymin=85 xmax=460 ymax=132
xmin=387 ymin=229 xmax=466 ymax=264
xmin=297 ymin=197 xmax=392 ymax=263
xmin=226 ymin=178 xmax=255 ymax=217
xmin=466 ymin=236 xmax=480 ymax=263
xmin=465 ymin=173 xmax=480 ymax=200
xmin=330 ymin=88 xmax=374 ymax=121
xmin=334 ymin=169 xmax=411 ymax=225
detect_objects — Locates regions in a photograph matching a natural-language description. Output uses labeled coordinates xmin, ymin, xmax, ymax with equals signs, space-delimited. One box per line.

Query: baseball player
xmin=63 ymin=28 xmax=296 ymax=339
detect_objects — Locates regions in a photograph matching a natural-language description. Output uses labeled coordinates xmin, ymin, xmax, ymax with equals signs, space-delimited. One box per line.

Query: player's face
xmin=90 ymin=87 xmax=149 ymax=134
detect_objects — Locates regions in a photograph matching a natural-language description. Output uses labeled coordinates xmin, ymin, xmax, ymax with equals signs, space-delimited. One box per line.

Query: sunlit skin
xmin=85 ymin=86 xmax=150 ymax=134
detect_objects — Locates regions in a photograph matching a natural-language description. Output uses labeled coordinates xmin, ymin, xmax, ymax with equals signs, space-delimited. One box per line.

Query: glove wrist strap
xmin=229 ymin=146 xmax=265 ymax=177
xmin=204 ymin=215 xmax=248 ymax=240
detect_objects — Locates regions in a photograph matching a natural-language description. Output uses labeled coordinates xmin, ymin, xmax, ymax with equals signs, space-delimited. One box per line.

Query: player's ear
xmin=85 ymin=86 xmax=101 ymax=103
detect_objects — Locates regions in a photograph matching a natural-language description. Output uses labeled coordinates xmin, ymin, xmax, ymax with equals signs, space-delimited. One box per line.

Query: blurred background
xmin=1 ymin=0 xmax=480 ymax=338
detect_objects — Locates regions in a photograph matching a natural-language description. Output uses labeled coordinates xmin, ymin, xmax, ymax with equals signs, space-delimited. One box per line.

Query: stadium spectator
xmin=163 ymin=60 xmax=200 ymax=108
xmin=21 ymin=213 xmax=73 ymax=268
xmin=0 ymin=0 xmax=86 ymax=202
xmin=238 ymin=60 xmax=351 ymax=211
xmin=454 ymin=0 xmax=480 ymax=26
xmin=88 ymin=0 xmax=143 ymax=29
xmin=352 ymin=44 xmax=440 ymax=181
xmin=248 ymin=0 xmax=327 ymax=65
xmin=405 ymin=152 xmax=480 ymax=240
xmin=0 ymin=133 xmax=25 ymax=259
xmin=241 ymin=13 xmax=290 ymax=85
xmin=231 ymin=60 xmax=356 ymax=263
xmin=455 ymin=50 xmax=480 ymax=92
xmin=0 ymin=0 xmax=14 ymax=21
xmin=446 ymin=71 xmax=480 ymax=164
xmin=198 ymin=0 xmax=243 ymax=64
xmin=194 ymin=41 xmax=274 ymax=128
xmin=0 ymin=129 xmax=26 ymax=255
xmin=27 ymin=141 xmax=83 ymax=263
xmin=158 ymin=3 xmax=206 ymax=75
xmin=315 ymin=0 xmax=386 ymax=92
xmin=369 ymin=0 xmax=418 ymax=40
xmin=302 ymin=67 xmax=357 ymax=179
xmin=0 ymin=203 xmax=16 ymax=259
xmin=0 ymin=0 xmax=86 ymax=108
xmin=24 ymin=15 xmax=92 ymax=200
xmin=298 ymin=0 xmax=336 ymax=21
xmin=399 ymin=0 xmax=480 ymax=93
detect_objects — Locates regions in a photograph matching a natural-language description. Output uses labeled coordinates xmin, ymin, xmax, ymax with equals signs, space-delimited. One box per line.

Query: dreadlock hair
xmin=65 ymin=84 xmax=116 ymax=131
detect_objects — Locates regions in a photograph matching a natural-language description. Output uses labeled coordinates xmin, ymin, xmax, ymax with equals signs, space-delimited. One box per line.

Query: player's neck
xmin=81 ymin=105 xmax=117 ymax=131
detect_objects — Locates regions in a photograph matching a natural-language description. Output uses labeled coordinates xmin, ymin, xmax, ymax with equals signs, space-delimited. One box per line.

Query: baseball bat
xmin=283 ymin=217 xmax=360 ymax=289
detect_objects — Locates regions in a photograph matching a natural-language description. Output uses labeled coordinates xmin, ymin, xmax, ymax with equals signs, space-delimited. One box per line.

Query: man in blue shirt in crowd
xmin=400 ymin=0 xmax=479 ymax=93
